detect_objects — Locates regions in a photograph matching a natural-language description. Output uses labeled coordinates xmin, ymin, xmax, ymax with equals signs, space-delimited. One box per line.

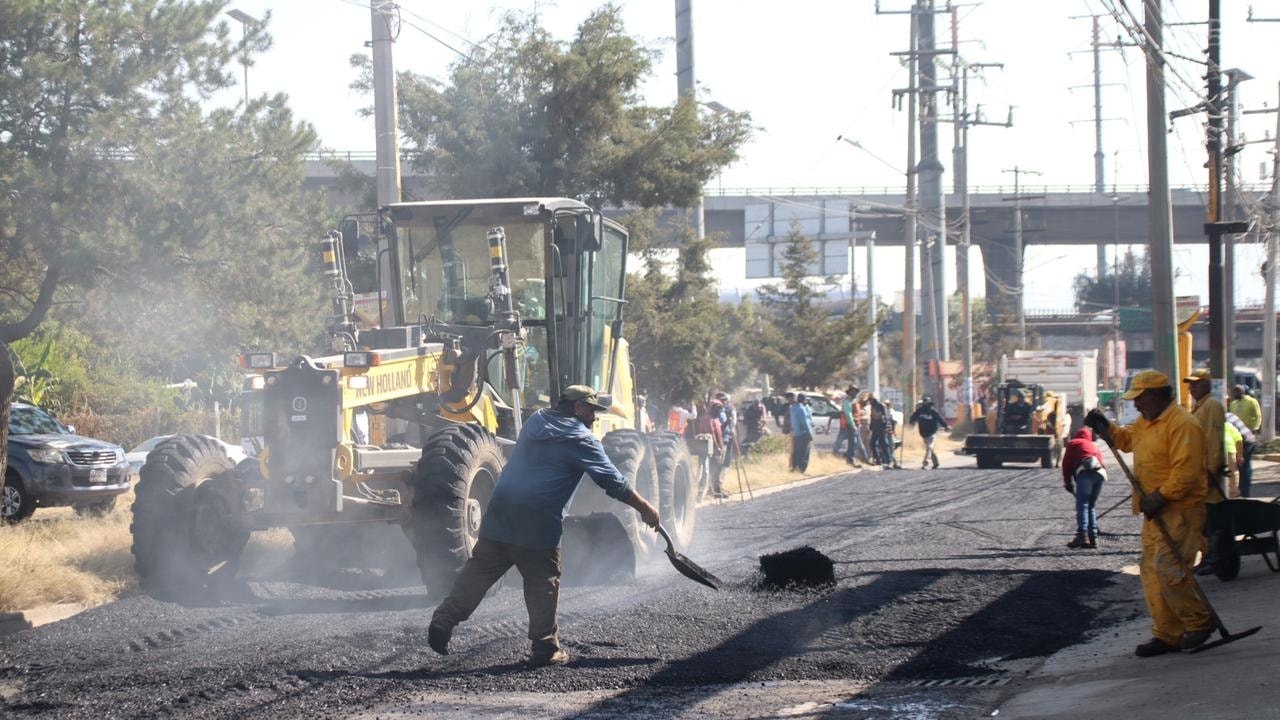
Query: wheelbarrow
xmin=1204 ymin=498 xmax=1280 ymax=582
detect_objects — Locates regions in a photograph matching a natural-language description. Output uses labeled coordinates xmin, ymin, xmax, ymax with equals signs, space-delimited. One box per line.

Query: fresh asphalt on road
xmin=1 ymin=449 xmax=1199 ymax=719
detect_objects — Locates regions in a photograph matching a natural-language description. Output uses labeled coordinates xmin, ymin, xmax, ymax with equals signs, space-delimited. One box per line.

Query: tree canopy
xmin=750 ymin=223 xmax=876 ymax=390
xmin=623 ymin=213 xmax=730 ymax=405
xmin=0 ymin=1 xmax=327 ymax=404
xmin=353 ymin=4 xmax=751 ymax=207
xmin=1073 ymin=248 xmax=1151 ymax=313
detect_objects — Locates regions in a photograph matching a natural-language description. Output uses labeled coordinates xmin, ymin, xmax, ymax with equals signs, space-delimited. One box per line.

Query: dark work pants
xmin=1240 ymin=442 xmax=1255 ymax=498
xmin=792 ymin=434 xmax=812 ymax=472
xmin=431 ymin=537 xmax=562 ymax=656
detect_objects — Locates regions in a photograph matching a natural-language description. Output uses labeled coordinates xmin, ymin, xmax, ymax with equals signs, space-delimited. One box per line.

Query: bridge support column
xmin=975 ymin=234 xmax=1021 ymax=321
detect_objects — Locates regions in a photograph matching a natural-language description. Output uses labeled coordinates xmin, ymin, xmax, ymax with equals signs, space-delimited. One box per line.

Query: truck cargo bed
xmin=961 ymin=434 xmax=1053 ymax=469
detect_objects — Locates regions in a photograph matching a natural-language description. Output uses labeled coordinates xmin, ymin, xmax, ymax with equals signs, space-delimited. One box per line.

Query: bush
xmin=747 ymin=433 xmax=790 ymax=458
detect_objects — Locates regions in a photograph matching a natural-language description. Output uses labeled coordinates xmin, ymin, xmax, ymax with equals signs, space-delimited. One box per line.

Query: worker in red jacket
xmin=1061 ymin=427 xmax=1107 ymax=549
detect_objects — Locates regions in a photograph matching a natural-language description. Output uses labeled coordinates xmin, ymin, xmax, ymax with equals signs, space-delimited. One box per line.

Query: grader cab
xmin=131 ymin=198 xmax=697 ymax=595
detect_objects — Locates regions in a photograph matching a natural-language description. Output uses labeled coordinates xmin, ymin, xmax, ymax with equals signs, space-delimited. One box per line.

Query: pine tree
xmin=752 ymin=222 xmax=876 ymax=389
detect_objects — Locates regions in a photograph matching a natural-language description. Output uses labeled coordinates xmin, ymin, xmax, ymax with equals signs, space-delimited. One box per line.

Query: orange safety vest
xmin=668 ymin=408 xmax=689 ymax=433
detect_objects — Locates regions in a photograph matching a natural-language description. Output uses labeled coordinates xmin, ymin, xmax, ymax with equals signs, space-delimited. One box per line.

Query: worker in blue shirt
xmin=428 ymin=385 xmax=660 ymax=667
xmin=790 ymin=392 xmax=816 ymax=473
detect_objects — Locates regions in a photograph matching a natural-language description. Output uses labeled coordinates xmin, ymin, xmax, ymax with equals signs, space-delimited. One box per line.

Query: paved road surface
xmin=0 ymin=458 xmax=1155 ymax=719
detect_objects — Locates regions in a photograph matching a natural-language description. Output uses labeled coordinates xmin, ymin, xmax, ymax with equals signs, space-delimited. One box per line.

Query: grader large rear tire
xmin=650 ymin=432 xmax=696 ymax=551
xmin=130 ymin=435 xmax=248 ymax=597
xmin=409 ymin=424 xmax=504 ymax=595
xmin=602 ymin=429 xmax=660 ymax=552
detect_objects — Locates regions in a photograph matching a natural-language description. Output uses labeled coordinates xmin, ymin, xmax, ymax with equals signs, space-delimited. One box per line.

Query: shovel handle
xmin=656 ymin=524 xmax=675 ymax=553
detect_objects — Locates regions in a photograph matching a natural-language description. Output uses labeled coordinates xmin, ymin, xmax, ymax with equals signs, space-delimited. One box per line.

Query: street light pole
xmin=226 ymin=9 xmax=260 ymax=106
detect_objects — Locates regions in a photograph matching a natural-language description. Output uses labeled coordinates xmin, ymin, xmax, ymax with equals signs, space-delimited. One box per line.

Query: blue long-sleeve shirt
xmin=790 ymin=402 xmax=814 ymax=439
xmin=479 ymin=409 xmax=632 ymax=549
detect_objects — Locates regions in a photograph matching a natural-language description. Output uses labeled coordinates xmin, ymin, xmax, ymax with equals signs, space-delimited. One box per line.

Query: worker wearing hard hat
xmin=1085 ymin=369 xmax=1212 ymax=657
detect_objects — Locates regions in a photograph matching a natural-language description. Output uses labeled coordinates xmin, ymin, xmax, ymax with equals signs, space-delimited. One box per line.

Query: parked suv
xmin=3 ymin=402 xmax=130 ymax=522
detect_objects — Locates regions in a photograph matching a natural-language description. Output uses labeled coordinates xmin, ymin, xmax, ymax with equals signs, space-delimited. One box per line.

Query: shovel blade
xmin=666 ymin=549 xmax=722 ymax=590
xmin=1188 ymin=625 xmax=1262 ymax=654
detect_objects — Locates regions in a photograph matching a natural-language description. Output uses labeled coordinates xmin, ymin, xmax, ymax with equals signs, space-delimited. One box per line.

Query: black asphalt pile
xmin=757 ymin=546 xmax=835 ymax=589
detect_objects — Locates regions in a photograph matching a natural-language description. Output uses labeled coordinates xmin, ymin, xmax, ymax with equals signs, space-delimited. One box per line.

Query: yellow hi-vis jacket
xmin=1190 ymin=395 xmax=1226 ymax=478
xmin=1109 ymin=402 xmax=1206 ymax=515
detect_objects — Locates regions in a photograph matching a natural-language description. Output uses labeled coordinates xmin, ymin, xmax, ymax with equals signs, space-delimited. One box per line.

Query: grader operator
xmin=131 ymin=198 xmax=697 ymax=595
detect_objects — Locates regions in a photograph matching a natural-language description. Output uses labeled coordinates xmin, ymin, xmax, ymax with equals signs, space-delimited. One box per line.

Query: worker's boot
xmin=1180 ymin=627 xmax=1213 ymax=651
xmin=528 ymin=648 xmax=570 ymax=667
xmin=428 ymin=618 xmax=453 ymax=655
xmin=1134 ymin=637 xmax=1180 ymax=658
xmin=931 ymin=453 xmax=940 ymax=470
xmin=1085 ymin=534 xmax=1097 ymax=549
xmin=1066 ymin=532 xmax=1089 ymax=549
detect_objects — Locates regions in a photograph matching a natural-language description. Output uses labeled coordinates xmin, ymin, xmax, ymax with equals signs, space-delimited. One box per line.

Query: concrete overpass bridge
xmin=304 ymin=155 xmax=1269 ymax=301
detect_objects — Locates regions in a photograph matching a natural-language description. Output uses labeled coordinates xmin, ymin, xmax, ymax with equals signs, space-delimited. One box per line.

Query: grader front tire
xmin=409 ymin=424 xmax=504 ymax=595
xmin=130 ymin=435 xmax=248 ymax=597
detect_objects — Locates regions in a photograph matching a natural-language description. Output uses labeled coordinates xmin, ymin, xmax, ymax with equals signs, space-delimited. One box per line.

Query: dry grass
xmin=0 ymin=487 xmax=295 ymax=615
xmin=0 ymin=494 xmax=137 ymax=613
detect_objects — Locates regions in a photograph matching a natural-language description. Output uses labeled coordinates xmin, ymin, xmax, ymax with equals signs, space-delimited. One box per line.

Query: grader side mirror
xmin=576 ymin=212 xmax=602 ymax=252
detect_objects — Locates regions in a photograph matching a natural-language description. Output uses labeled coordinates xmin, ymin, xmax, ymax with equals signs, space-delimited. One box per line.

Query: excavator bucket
xmin=561 ymin=512 xmax=636 ymax=586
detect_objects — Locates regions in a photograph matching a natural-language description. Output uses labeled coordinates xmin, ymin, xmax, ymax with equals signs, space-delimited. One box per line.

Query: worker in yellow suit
xmin=1085 ymin=370 xmax=1212 ymax=657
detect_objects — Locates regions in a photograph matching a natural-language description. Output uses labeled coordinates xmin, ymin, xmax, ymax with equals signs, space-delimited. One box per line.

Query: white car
xmin=126 ymin=435 xmax=248 ymax=480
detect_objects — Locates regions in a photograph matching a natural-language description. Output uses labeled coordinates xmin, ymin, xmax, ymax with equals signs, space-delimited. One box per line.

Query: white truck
xmin=1000 ymin=350 xmax=1099 ymax=435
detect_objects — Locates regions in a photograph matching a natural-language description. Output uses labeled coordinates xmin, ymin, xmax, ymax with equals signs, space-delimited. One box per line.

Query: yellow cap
xmin=1123 ymin=370 xmax=1172 ymax=400
xmin=1183 ymin=368 xmax=1211 ymax=383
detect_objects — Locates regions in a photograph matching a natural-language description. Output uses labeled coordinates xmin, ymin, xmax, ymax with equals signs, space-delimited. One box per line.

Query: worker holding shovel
xmin=1084 ymin=369 xmax=1214 ymax=658
xmin=427 ymin=385 xmax=661 ymax=667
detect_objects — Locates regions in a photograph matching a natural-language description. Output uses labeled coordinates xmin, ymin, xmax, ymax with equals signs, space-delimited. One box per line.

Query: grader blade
xmin=561 ymin=512 xmax=636 ymax=586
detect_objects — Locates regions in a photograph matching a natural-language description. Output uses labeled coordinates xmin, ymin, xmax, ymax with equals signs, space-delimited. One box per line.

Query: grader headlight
xmin=343 ymin=351 xmax=379 ymax=368
xmin=240 ymin=352 xmax=277 ymax=370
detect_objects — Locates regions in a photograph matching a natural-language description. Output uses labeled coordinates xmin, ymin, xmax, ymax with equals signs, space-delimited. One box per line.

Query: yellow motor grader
xmin=130 ymin=198 xmax=697 ymax=595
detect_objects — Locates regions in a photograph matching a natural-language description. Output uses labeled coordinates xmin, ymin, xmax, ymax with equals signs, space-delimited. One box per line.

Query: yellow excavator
xmin=130 ymin=198 xmax=697 ymax=595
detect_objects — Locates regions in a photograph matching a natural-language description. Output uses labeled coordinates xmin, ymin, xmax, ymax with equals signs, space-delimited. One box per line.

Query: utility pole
xmin=867 ymin=232 xmax=880 ymax=396
xmin=1223 ymin=68 xmax=1252 ymax=376
xmin=370 ymin=1 xmax=401 ymax=208
xmin=1069 ymin=14 xmax=1131 ymax=278
xmin=889 ymin=0 xmax=952 ymax=408
xmin=884 ymin=1 xmax=920 ymax=412
xmin=674 ymin=0 xmax=702 ymax=239
xmin=1260 ymin=83 xmax=1280 ymax=442
xmin=1145 ymin=0 xmax=1179 ymax=384
xmin=947 ymin=5 xmax=1009 ymax=427
xmin=916 ymin=0 xmax=952 ymax=385
xmin=1001 ymin=166 xmax=1043 ymax=348
xmin=1206 ymin=0 xmax=1227 ymax=382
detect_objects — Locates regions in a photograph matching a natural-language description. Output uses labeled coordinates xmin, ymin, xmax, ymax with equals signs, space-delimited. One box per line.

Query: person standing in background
xmin=1225 ymin=411 xmax=1257 ymax=497
xmin=1228 ymin=385 xmax=1261 ymax=435
xmin=790 ymin=392 xmax=814 ymax=473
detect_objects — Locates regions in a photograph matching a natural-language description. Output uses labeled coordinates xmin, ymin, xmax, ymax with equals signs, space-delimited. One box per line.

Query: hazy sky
xmin=211 ymin=0 xmax=1280 ymax=310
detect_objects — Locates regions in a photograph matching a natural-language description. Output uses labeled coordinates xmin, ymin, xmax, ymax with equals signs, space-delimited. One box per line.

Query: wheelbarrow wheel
xmin=1212 ymin=531 xmax=1241 ymax=582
